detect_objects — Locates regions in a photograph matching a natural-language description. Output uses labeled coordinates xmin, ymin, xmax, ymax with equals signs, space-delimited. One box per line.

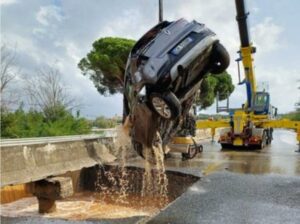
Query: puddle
xmin=0 ymin=194 xmax=150 ymax=220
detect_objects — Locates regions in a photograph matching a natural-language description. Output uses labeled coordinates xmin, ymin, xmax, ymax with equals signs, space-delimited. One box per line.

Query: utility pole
xmin=159 ymin=0 xmax=163 ymax=22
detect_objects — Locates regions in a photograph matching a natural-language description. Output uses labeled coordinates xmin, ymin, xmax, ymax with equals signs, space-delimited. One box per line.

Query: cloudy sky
xmin=1 ymin=0 xmax=299 ymax=118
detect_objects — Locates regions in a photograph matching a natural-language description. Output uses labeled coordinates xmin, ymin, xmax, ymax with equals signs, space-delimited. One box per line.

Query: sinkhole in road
xmin=0 ymin=165 xmax=199 ymax=221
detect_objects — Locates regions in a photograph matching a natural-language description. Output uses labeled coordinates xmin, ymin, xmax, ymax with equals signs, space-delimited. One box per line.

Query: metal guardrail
xmin=0 ymin=129 xmax=117 ymax=147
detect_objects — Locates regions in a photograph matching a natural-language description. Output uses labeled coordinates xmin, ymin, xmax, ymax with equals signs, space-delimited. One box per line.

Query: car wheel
xmin=209 ymin=42 xmax=230 ymax=74
xmin=149 ymin=91 xmax=181 ymax=119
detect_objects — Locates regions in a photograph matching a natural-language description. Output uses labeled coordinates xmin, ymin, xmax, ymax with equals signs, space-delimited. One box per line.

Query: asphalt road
xmin=148 ymin=129 xmax=300 ymax=224
xmin=148 ymin=171 xmax=300 ymax=224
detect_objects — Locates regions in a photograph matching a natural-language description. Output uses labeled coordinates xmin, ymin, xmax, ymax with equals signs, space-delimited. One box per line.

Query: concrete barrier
xmin=0 ymin=137 xmax=116 ymax=187
xmin=0 ymin=128 xmax=218 ymax=188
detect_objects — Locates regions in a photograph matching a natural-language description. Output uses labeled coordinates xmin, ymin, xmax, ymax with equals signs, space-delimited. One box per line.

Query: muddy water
xmin=0 ymin=167 xmax=198 ymax=221
xmin=103 ymin=127 xmax=168 ymax=205
xmin=153 ymin=145 xmax=168 ymax=206
xmin=140 ymin=145 xmax=169 ymax=207
xmin=1 ymin=126 xmax=175 ymax=221
xmin=0 ymin=193 xmax=156 ymax=220
xmin=101 ymin=125 xmax=131 ymax=204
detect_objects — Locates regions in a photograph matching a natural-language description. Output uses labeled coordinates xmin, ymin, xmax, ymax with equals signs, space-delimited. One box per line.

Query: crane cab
xmin=252 ymin=92 xmax=270 ymax=115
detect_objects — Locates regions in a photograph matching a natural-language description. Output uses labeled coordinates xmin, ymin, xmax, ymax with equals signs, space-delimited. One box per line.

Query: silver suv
xmin=123 ymin=19 xmax=230 ymax=160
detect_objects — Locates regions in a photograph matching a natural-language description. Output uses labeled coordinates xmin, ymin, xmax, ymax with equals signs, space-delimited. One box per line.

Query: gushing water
xmin=94 ymin=125 xmax=131 ymax=204
xmin=95 ymin=128 xmax=169 ymax=209
xmin=153 ymin=144 xmax=169 ymax=207
xmin=141 ymin=158 xmax=153 ymax=197
xmin=140 ymin=132 xmax=169 ymax=207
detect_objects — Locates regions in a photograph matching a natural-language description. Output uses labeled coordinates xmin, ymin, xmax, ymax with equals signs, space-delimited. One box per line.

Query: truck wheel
xmin=258 ymin=132 xmax=267 ymax=149
xmin=266 ymin=128 xmax=273 ymax=145
xmin=149 ymin=91 xmax=181 ymax=119
xmin=209 ymin=42 xmax=230 ymax=74
xmin=266 ymin=131 xmax=271 ymax=145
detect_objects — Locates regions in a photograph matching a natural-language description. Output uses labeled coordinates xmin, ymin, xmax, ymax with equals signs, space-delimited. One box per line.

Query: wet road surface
xmin=148 ymin=130 xmax=300 ymax=224
xmin=163 ymin=129 xmax=300 ymax=176
xmin=1 ymin=130 xmax=300 ymax=224
xmin=148 ymin=171 xmax=300 ymax=224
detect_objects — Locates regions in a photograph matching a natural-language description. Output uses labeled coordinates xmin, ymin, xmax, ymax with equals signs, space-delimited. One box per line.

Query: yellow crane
xmin=197 ymin=0 xmax=300 ymax=150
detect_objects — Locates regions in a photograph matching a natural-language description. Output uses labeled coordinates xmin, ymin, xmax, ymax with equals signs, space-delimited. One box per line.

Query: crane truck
xmin=196 ymin=0 xmax=300 ymax=150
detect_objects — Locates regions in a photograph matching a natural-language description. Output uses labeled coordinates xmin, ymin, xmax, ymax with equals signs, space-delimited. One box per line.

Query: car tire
xmin=209 ymin=42 xmax=230 ymax=74
xmin=148 ymin=91 xmax=181 ymax=119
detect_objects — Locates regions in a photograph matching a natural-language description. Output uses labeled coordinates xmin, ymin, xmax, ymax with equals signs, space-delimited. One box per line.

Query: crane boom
xmin=235 ymin=0 xmax=256 ymax=109
xmin=235 ymin=0 xmax=250 ymax=47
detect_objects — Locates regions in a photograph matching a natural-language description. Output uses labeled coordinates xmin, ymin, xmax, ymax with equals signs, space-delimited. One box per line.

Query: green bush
xmin=1 ymin=107 xmax=91 ymax=138
xmin=282 ymin=111 xmax=300 ymax=121
xmin=93 ymin=116 xmax=117 ymax=128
